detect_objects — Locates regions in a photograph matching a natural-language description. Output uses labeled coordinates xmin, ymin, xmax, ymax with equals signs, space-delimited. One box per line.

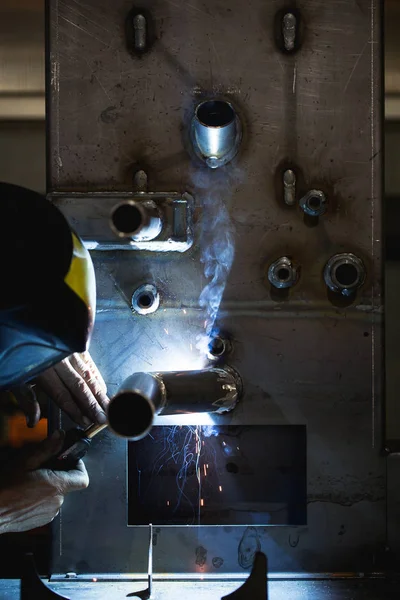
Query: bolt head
xmin=300 ymin=189 xmax=327 ymax=217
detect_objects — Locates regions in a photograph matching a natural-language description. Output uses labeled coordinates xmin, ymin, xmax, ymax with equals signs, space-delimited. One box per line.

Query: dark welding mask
xmin=0 ymin=183 xmax=96 ymax=390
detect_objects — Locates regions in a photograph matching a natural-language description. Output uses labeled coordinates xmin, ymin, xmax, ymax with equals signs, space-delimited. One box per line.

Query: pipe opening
xmin=277 ymin=267 xmax=291 ymax=282
xmin=137 ymin=292 xmax=153 ymax=308
xmin=308 ymin=195 xmax=322 ymax=209
xmin=324 ymin=253 xmax=365 ymax=297
xmin=334 ymin=263 xmax=358 ymax=287
xmin=111 ymin=203 xmax=143 ymax=235
xmin=209 ymin=337 xmax=225 ymax=357
xmin=108 ymin=392 xmax=154 ymax=439
xmin=132 ymin=283 xmax=160 ymax=315
xmin=196 ymin=101 xmax=235 ymax=128
xmin=268 ymin=257 xmax=297 ymax=289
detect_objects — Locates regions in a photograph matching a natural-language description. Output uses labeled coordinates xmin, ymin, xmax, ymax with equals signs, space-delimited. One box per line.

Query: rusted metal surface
xmin=47 ymin=0 xmax=384 ymax=579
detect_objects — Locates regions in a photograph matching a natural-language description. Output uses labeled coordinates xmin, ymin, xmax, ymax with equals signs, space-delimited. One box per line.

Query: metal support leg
xmin=221 ymin=552 xmax=268 ymax=600
xmin=21 ymin=554 xmax=70 ymax=600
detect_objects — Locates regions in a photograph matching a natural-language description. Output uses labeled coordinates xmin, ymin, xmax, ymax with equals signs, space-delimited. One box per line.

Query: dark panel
xmin=128 ymin=426 xmax=306 ymax=526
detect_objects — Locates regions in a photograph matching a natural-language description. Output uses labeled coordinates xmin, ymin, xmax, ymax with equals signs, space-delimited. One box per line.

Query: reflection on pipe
xmin=191 ymin=100 xmax=241 ymax=168
xmin=110 ymin=200 xmax=162 ymax=241
xmin=107 ymin=367 xmax=242 ymax=441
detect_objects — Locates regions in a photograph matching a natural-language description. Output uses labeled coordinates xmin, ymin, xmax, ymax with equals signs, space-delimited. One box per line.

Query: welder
xmin=0 ymin=182 xmax=109 ymax=533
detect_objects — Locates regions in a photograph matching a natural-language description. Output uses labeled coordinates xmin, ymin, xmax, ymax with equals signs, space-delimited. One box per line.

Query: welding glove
xmin=14 ymin=352 xmax=109 ymax=429
xmin=0 ymin=430 xmax=89 ymax=534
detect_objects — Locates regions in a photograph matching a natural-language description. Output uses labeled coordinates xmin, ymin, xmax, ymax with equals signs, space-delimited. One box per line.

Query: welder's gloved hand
xmin=13 ymin=352 xmax=109 ymax=429
xmin=0 ymin=430 xmax=89 ymax=534
xmin=36 ymin=352 xmax=109 ymax=428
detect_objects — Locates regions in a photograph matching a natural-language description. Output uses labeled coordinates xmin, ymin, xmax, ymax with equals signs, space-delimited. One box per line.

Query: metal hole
xmin=334 ymin=263 xmax=358 ymax=287
xmin=209 ymin=337 xmax=225 ymax=357
xmin=138 ymin=293 xmax=153 ymax=308
xmin=111 ymin=203 xmax=143 ymax=235
xmin=308 ymin=196 xmax=321 ymax=209
xmin=277 ymin=267 xmax=290 ymax=282
xmin=131 ymin=284 xmax=160 ymax=315
xmin=324 ymin=253 xmax=365 ymax=296
xmin=196 ymin=101 xmax=235 ymax=128
xmin=268 ymin=257 xmax=297 ymax=289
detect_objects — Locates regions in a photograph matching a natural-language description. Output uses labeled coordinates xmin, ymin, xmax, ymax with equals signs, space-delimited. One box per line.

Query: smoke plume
xmin=193 ymin=167 xmax=240 ymax=355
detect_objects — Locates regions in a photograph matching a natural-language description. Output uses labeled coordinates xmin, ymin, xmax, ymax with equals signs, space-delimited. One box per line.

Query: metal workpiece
xmin=131 ymin=283 xmax=160 ymax=315
xmin=49 ymin=0 xmax=384 ymax=580
xmin=299 ymin=189 xmax=327 ymax=217
xmin=283 ymin=169 xmax=296 ymax=206
xmin=191 ymin=100 xmax=242 ymax=168
xmin=268 ymin=256 xmax=298 ymax=289
xmin=282 ymin=12 xmax=297 ymax=52
xmin=50 ymin=192 xmax=193 ymax=252
xmin=107 ymin=367 xmax=242 ymax=441
xmin=324 ymin=253 xmax=366 ymax=297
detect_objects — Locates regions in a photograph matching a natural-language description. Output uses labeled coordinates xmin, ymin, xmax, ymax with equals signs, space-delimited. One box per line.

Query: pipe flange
xmin=299 ymin=189 xmax=327 ymax=217
xmin=268 ymin=256 xmax=298 ymax=289
xmin=131 ymin=284 xmax=160 ymax=315
xmin=324 ymin=253 xmax=365 ymax=296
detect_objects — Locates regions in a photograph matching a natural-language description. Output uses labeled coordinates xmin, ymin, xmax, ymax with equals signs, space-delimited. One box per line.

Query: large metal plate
xmin=48 ymin=0 xmax=384 ymax=577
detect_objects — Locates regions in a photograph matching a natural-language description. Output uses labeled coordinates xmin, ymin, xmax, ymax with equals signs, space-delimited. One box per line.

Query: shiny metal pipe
xmin=110 ymin=199 xmax=162 ymax=241
xmin=191 ymin=100 xmax=241 ymax=168
xmin=107 ymin=367 xmax=242 ymax=441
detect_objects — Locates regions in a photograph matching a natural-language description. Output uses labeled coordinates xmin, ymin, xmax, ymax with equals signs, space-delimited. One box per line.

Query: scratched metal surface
xmin=48 ymin=0 xmax=385 ymax=577
xmin=3 ymin=578 xmax=400 ymax=600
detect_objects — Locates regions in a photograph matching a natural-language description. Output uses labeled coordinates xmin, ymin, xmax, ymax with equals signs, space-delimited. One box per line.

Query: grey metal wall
xmin=47 ymin=0 xmax=386 ymax=579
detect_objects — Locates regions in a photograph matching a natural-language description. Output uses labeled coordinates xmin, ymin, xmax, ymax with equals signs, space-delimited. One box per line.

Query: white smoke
xmin=193 ymin=167 xmax=240 ymax=355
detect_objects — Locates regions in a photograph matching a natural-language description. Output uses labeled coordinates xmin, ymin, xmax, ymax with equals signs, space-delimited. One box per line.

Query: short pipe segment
xmin=191 ymin=100 xmax=241 ymax=168
xmin=107 ymin=367 xmax=242 ymax=441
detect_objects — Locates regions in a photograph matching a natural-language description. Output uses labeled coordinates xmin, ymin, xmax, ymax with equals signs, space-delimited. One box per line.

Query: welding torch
xmin=44 ymin=422 xmax=107 ymax=470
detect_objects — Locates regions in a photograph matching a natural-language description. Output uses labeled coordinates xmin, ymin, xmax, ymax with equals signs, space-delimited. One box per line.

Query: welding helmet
xmin=0 ymin=183 xmax=96 ymax=390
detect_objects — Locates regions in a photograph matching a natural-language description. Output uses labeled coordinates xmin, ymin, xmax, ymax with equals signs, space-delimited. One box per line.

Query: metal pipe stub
xmin=324 ymin=253 xmax=366 ymax=296
xmin=110 ymin=199 xmax=162 ymax=241
xmin=107 ymin=367 xmax=242 ymax=441
xmin=191 ymin=100 xmax=242 ymax=168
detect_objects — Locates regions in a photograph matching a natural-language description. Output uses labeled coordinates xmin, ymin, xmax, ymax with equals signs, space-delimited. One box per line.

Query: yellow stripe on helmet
xmin=64 ymin=232 xmax=96 ymax=324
